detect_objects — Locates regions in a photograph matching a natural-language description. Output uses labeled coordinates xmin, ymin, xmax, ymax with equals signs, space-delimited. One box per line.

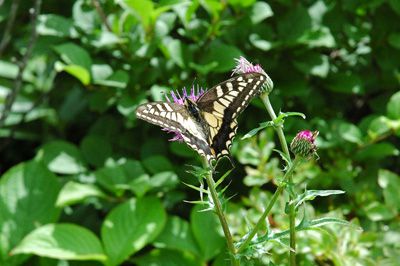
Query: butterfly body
xmin=136 ymin=72 xmax=267 ymax=163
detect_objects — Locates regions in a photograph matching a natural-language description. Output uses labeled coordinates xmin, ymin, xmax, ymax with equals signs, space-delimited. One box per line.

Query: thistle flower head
xmin=163 ymin=85 xmax=205 ymax=142
xmin=232 ymin=56 xmax=274 ymax=93
xmin=290 ymin=130 xmax=319 ymax=158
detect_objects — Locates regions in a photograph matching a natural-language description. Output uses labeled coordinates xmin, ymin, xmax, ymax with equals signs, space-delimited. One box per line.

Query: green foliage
xmin=0 ymin=0 xmax=400 ymax=265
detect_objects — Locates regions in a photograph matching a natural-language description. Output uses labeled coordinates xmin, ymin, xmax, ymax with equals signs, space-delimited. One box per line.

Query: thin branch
xmin=91 ymin=0 xmax=112 ymax=32
xmin=0 ymin=0 xmax=20 ymax=57
xmin=0 ymin=0 xmax=42 ymax=128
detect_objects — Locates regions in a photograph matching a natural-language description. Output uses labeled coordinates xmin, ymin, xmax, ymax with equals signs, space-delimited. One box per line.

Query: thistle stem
xmin=237 ymin=156 xmax=301 ymax=253
xmin=261 ymin=93 xmax=296 ymax=266
xmin=203 ymin=160 xmax=239 ymax=266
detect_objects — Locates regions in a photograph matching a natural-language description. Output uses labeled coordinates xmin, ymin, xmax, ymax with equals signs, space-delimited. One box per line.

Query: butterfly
xmin=135 ymin=72 xmax=267 ymax=164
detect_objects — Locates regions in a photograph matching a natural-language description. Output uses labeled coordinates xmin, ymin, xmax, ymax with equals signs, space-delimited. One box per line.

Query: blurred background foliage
xmin=0 ymin=0 xmax=400 ymax=265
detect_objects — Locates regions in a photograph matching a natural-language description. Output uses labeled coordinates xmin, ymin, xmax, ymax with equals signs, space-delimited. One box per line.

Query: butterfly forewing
xmin=196 ymin=72 xmax=266 ymax=160
xmin=136 ymin=72 xmax=267 ymax=164
xmin=136 ymin=102 xmax=213 ymax=160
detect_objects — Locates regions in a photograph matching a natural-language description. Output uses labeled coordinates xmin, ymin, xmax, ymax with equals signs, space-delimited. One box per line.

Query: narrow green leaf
xmin=242 ymin=121 xmax=273 ymax=140
xmin=293 ymin=190 xmax=345 ymax=209
xmin=11 ymin=224 xmax=106 ymax=262
xmin=274 ymin=112 xmax=306 ymax=125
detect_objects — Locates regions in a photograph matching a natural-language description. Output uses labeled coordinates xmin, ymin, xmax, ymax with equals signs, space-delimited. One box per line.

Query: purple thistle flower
xmin=290 ymin=130 xmax=319 ymax=158
xmin=163 ymin=85 xmax=205 ymax=142
xmin=232 ymin=56 xmax=274 ymax=93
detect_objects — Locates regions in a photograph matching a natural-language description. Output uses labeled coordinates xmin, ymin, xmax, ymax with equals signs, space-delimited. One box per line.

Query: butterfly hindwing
xmin=196 ymin=72 xmax=266 ymax=159
xmin=135 ymin=102 xmax=213 ymax=160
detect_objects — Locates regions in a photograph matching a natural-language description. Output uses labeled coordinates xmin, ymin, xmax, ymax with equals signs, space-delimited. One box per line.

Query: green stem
xmin=261 ymin=93 xmax=296 ymax=266
xmin=203 ymin=160 xmax=239 ymax=266
xmin=237 ymin=157 xmax=301 ymax=253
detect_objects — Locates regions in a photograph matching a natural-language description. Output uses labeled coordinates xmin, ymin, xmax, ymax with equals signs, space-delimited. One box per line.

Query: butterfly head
xmin=184 ymin=98 xmax=202 ymax=120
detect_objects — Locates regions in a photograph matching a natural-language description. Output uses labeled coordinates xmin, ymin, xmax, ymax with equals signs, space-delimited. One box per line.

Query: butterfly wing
xmin=135 ymin=102 xmax=214 ymax=160
xmin=196 ymin=72 xmax=267 ymax=159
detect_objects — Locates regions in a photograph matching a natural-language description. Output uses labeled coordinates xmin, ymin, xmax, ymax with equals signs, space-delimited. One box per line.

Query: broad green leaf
xmin=293 ymin=53 xmax=329 ymax=78
xmin=170 ymin=141 xmax=197 ymax=158
xmin=101 ymin=197 xmax=166 ymax=266
xmin=202 ymin=41 xmax=242 ymax=73
xmin=327 ymin=73 xmax=364 ymax=94
xmin=55 ymin=62 xmax=90 ymax=85
xmin=122 ymin=0 xmax=155 ymax=28
xmin=56 ymin=181 xmax=107 ymax=207
xmin=80 ymin=135 xmax=112 ymax=167
xmin=191 ymin=205 xmax=225 ymax=260
xmin=12 ymin=224 xmax=106 ymax=262
xmin=95 ymin=164 xmax=129 ymax=196
xmin=249 ymin=33 xmax=273 ymax=51
xmin=162 ymin=38 xmax=189 ymax=68
xmin=0 ymin=161 xmax=61 ymax=265
xmin=387 ymin=91 xmax=400 ymax=119
xmin=388 ymin=33 xmax=400 ymax=49
xmin=37 ymin=14 xmax=75 ymax=37
xmin=277 ymin=6 xmax=311 ymax=42
xmin=367 ymin=116 xmax=392 ymax=139
xmin=364 ymin=201 xmax=396 ymax=221
xmin=378 ymin=169 xmax=400 ymax=211
xmin=338 ymin=122 xmax=363 ymax=144
xmin=54 ymin=42 xmax=92 ymax=71
xmin=72 ymin=0 xmax=97 ymax=32
xmin=293 ymin=190 xmax=345 ymax=209
xmin=389 ymin=0 xmax=400 ymax=15
xmin=35 ymin=140 xmax=87 ymax=175
xmin=154 ymin=216 xmax=201 ymax=256
xmin=150 ymin=171 xmax=179 ymax=191
xmin=355 ymin=142 xmax=399 ymax=161
xmin=0 ymin=60 xmax=17 ymax=80
xmin=250 ymin=2 xmax=273 ymax=24
xmin=135 ymin=249 xmax=202 ymax=266
xmin=142 ymin=155 xmax=174 ymax=174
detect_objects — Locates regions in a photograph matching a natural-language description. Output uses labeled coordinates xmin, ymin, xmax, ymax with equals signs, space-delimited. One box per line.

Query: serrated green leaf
xmin=293 ymin=190 xmax=345 ymax=209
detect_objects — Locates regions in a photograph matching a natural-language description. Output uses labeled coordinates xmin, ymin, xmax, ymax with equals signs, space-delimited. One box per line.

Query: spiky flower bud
xmin=290 ymin=130 xmax=319 ymax=158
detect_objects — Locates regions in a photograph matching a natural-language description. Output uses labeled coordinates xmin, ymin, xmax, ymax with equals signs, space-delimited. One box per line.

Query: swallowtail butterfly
xmin=136 ymin=72 xmax=267 ymax=164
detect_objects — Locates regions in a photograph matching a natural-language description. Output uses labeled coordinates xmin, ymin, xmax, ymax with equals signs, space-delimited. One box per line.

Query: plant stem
xmin=261 ymin=93 xmax=296 ymax=266
xmin=237 ymin=156 xmax=301 ymax=253
xmin=203 ymin=160 xmax=239 ymax=266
